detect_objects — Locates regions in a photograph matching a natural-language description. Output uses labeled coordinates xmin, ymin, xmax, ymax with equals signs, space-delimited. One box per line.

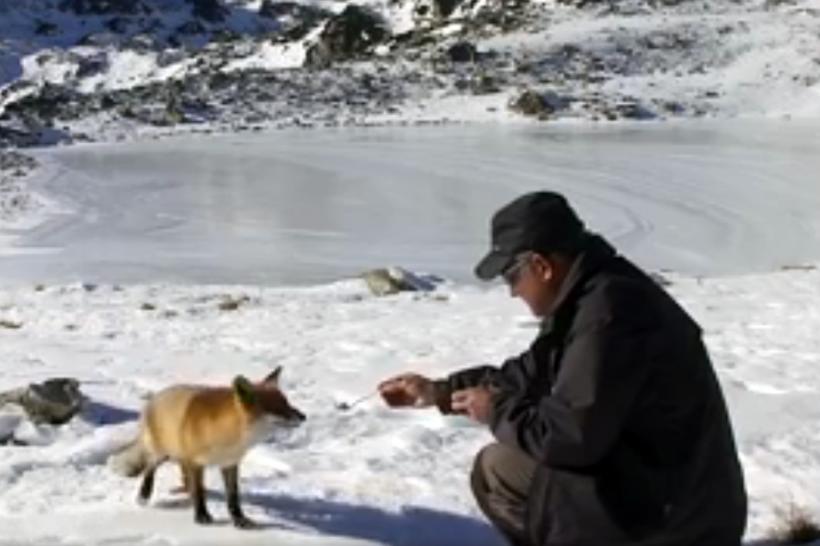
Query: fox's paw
xmin=232 ymin=515 xmax=258 ymax=530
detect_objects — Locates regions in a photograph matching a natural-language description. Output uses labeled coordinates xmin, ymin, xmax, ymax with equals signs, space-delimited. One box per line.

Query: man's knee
xmin=472 ymin=442 xmax=535 ymax=496
xmin=471 ymin=443 xmax=537 ymax=545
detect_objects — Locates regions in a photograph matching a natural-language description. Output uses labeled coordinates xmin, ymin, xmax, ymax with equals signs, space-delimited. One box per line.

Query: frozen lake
xmin=3 ymin=120 xmax=820 ymax=285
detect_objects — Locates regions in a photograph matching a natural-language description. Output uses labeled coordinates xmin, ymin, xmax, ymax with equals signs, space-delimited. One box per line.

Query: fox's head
xmin=232 ymin=367 xmax=306 ymax=428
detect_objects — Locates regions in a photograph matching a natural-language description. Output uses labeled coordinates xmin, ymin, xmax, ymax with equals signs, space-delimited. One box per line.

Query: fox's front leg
xmin=222 ymin=465 xmax=256 ymax=529
xmin=170 ymin=462 xmax=190 ymax=495
xmin=185 ymin=463 xmax=213 ymax=525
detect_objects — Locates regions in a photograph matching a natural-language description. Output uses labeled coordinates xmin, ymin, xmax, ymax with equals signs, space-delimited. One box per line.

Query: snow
xmin=0 ymin=263 xmax=819 ymax=544
xmin=224 ymin=35 xmax=315 ymax=72
xmin=1 ymin=0 xmax=820 ymax=539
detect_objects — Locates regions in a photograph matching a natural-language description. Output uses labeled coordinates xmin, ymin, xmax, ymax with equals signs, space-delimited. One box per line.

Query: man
xmin=378 ymin=192 xmax=747 ymax=546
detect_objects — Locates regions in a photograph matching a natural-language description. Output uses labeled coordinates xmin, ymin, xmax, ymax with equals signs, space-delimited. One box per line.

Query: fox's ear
xmin=233 ymin=375 xmax=256 ymax=406
xmin=263 ymin=366 xmax=282 ymax=386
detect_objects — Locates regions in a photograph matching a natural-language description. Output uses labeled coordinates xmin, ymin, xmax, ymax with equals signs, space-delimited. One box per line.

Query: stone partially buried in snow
xmin=304 ymin=5 xmax=388 ymax=68
xmin=509 ymin=89 xmax=567 ymax=119
xmin=0 ymin=378 xmax=84 ymax=426
xmin=362 ymin=267 xmax=440 ymax=296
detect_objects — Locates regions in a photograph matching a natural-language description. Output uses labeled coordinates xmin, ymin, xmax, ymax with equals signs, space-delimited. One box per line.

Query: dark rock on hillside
xmin=509 ymin=89 xmax=567 ymax=118
xmin=304 ymin=5 xmax=388 ymax=68
xmin=187 ymin=0 xmax=228 ymax=23
xmin=59 ymin=0 xmax=148 ymax=15
xmin=260 ymin=0 xmax=331 ymax=40
xmin=447 ymin=41 xmax=477 ymax=63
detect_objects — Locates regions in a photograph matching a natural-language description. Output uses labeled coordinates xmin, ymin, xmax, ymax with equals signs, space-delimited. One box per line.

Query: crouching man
xmin=379 ymin=192 xmax=747 ymax=546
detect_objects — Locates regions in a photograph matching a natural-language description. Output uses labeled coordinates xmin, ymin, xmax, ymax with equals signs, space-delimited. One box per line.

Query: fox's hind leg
xmin=222 ymin=465 xmax=256 ymax=529
xmin=185 ymin=463 xmax=213 ymax=525
xmin=137 ymin=457 xmax=168 ymax=505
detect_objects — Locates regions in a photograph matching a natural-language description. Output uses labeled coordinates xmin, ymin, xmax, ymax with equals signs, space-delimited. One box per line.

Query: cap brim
xmin=474 ymin=249 xmax=515 ymax=281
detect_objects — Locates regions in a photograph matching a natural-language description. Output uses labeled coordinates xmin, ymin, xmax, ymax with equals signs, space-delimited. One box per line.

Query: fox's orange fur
xmin=109 ymin=368 xmax=304 ymax=528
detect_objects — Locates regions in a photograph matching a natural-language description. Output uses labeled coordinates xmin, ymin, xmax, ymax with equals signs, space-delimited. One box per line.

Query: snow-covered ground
xmin=1 ymin=0 xmax=819 ymax=543
xmin=0 ymin=120 xmax=819 ymax=544
xmin=0 ymin=265 xmax=819 ymax=545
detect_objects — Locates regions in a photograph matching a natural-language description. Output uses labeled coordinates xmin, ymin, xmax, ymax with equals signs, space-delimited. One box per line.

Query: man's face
xmin=503 ymin=252 xmax=563 ymax=317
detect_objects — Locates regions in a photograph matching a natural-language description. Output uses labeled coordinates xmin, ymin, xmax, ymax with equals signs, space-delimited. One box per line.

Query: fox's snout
xmin=278 ymin=406 xmax=306 ymax=427
xmin=289 ymin=407 xmax=306 ymax=423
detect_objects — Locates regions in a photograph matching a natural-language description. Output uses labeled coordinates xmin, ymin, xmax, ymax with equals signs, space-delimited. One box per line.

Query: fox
xmin=109 ymin=367 xmax=305 ymax=528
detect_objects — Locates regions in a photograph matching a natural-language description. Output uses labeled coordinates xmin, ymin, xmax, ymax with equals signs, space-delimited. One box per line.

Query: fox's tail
xmin=108 ymin=438 xmax=149 ymax=477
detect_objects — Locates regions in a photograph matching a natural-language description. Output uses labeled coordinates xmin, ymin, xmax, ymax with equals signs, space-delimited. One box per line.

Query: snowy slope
xmin=1 ymin=0 xmax=820 ymax=143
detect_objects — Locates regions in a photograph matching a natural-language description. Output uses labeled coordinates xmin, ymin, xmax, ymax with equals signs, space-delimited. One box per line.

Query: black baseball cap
xmin=474 ymin=192 xmax=586 ymax=281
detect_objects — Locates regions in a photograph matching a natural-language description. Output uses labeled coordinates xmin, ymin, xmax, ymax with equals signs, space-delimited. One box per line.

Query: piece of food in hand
xmin=379 ymin=385 xmax=417 ymax=407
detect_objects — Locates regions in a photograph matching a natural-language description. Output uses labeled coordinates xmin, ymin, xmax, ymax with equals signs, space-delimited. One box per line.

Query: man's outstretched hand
xmin=378 ymin=373 xmax=437 ymax=408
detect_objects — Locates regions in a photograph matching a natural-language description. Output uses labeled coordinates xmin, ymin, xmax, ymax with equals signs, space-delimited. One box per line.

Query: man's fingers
xmin=451 ymin=390 xmax=472 ymax=411
xmin=451 ymin=389 xmax=471 ymax=402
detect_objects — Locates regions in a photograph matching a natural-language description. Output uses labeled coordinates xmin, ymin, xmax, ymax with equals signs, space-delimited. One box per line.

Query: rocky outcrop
xmin=58 ymin=0 xmax=148 ymax=15
xmin=259 ymin=1 xmax=331 ymax=41
xmin=304 ymin=5 xmax=389 ymax=68
xmin=187 ymin=0 xmax=228 ymax=23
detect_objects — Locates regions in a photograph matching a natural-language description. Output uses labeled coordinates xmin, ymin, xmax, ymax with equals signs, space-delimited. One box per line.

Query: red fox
xmin=109 ymin=367 xmax=305 ymax=528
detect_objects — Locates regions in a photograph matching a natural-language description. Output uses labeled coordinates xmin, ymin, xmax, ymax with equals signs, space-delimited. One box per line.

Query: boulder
xmin=0 ymin=378 xmax=84 ymax=426
xmin=446 ymin=41 xmax=477 ymax=63
xmin=187 ymin=0 xmax=228 ymax=23
xmin=304 ymin=5 xmax=388 ymax=69
xmin=58 ymin=0 xmax=146 ymax=15
xmin=509 ymin=89 xmax=567 ymax=119
xmin=362 ymin=267 xmax=440 ymax=296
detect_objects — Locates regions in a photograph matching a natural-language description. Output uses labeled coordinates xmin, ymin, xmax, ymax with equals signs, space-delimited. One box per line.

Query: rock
xmin=447 ymin=41 xmax=477 ymax=63
xmin=471 ymin=73 xmax=502 ymax=95
xmin=59 ymin=0 xmax=146 ymax=15
xmin=34 ymin=20 xmax=60 ymax=36
xmin=106 ymin=16 xmax=134 ymax=34
xmin=413 ymin=0 xmax=463 ymax=23
xmin=509 ymin=89 xmax=566 ymax=118
xmin=362 ymin=267 xmax=439 ymax=296
xmin=76 ymin=54 xmax=110 ymax=80
xmin=0 ymin=125 xmax=37 ymax=148
xmin=78 ymin=31 xmax=122 ymax=47
xmin=0 ymin=378 xmax=84 ymax=426
xmin=613 ymin=99 xmax=656 ymax=120
xmin=260 ymin=0 xmax=330 ymax=40
xmin=304 ymin=5 xmax=388 ymax=69
xmin=175 ymin=20 xmax=207 ymax=36
xmin=187 ymin=0 xmax=228 ymax=23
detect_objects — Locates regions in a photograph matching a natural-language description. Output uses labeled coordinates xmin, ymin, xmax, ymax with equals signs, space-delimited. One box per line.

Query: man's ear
xmin=532 ymin=253 xmax=553 ymax=282
xmin=263 ymin=366 xmax=282 ymax=386
xmin=233 ymin=375 xmax=256 ymax=406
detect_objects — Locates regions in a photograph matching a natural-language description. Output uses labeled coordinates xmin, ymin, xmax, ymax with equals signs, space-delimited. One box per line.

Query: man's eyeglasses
xmin=502 ymin=253 xmax=532 ymax=287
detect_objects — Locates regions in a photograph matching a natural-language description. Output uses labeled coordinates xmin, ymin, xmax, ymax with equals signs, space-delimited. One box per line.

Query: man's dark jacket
xmin=440 ymin=235 xmax=747 ymax=546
